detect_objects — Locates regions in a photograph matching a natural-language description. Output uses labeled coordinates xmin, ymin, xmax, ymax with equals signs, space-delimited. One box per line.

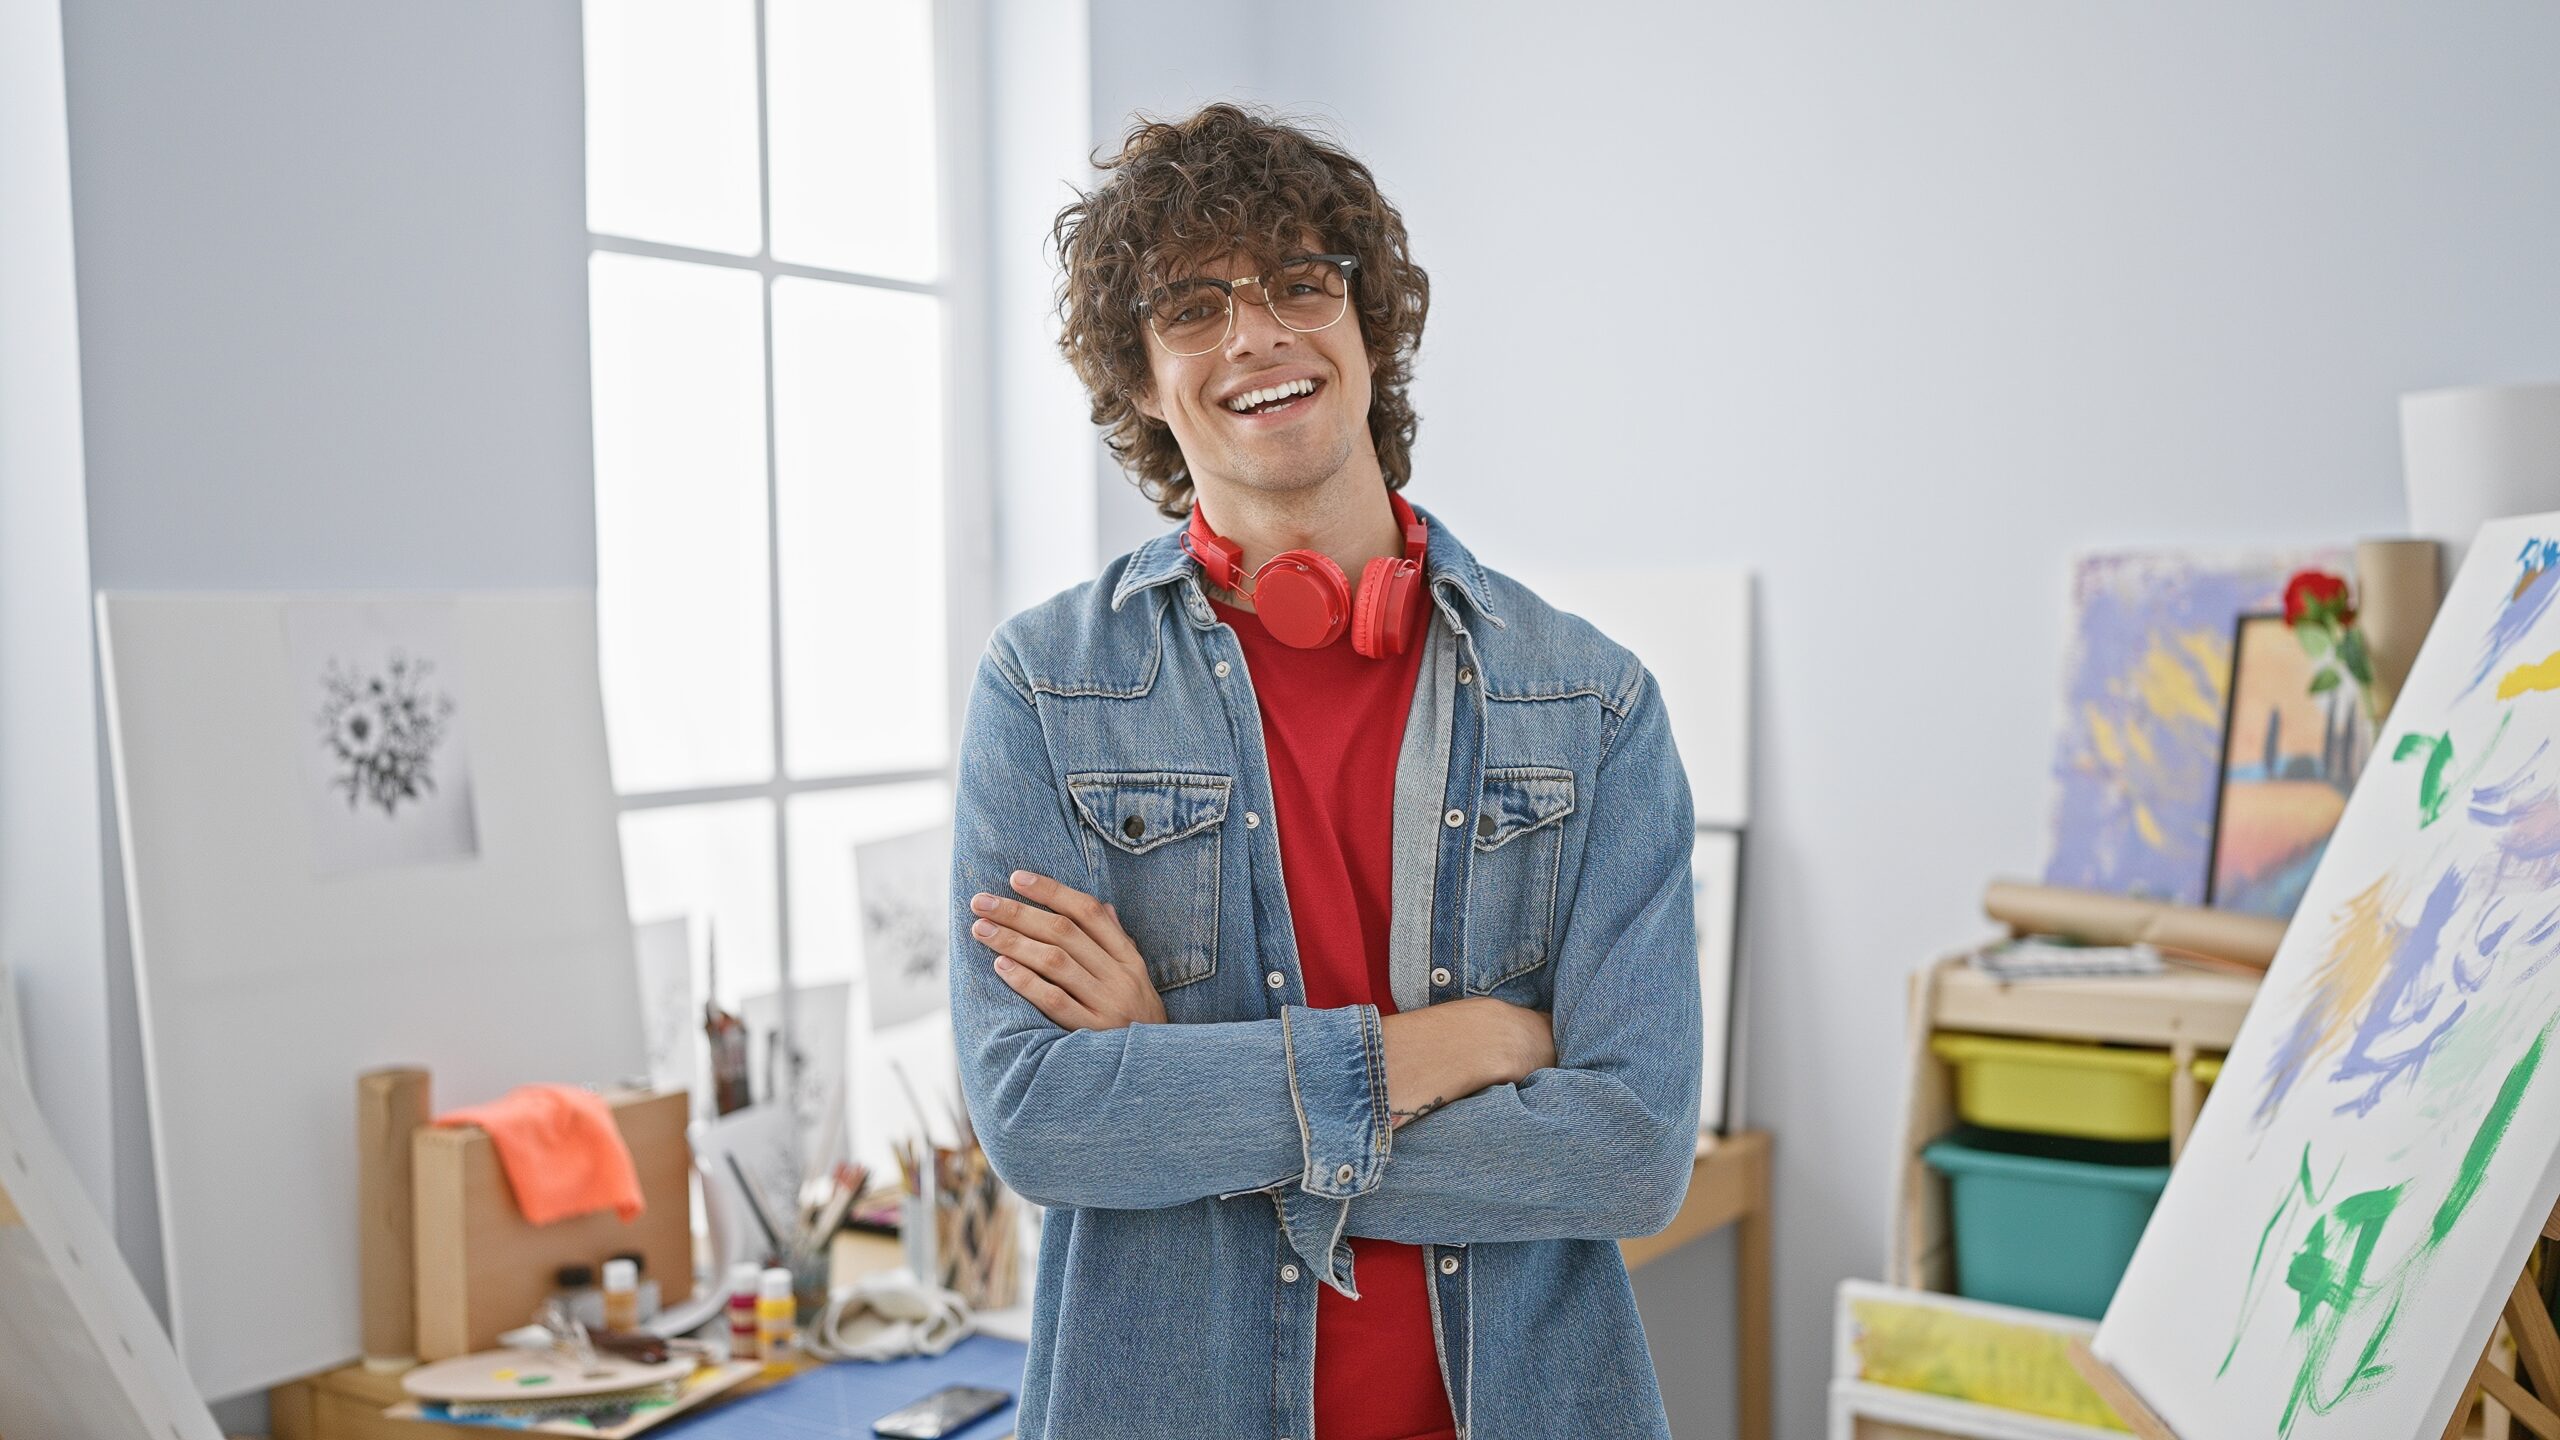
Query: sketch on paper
xmin=2045 ymin=548 xmax=2351 ymax=905
xmin=858 ymin=824 xmax=955 ymax=1031
xmin=285 ymin=601 xmax=479 ymax=874
xmin=2097 ymin=523 xmax=2560 ymax=1439
xmin=2207 ymin=614 xmax=2372 ymax=919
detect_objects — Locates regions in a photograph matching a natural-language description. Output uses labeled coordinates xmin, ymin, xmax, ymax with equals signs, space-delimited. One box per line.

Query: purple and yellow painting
xmin=2046 ymin=549 xmax=2352 ymax=904
xmin=2207 ymin=614 xmax=2370 ymax=919
xmin=2097 ymin=526 xmax=2560 ymax=1439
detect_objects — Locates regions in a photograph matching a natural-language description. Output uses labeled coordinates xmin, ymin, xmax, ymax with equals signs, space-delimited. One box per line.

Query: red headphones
xmin=1183 ymin=491 xmax=1431 ymax=657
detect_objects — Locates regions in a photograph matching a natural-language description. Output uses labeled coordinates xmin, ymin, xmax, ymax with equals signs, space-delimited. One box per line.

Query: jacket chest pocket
xmin=1067 ymin=771 xmax=1229 ymax=992
xmin=1463 ymin=766 xmax=1576 ymax=994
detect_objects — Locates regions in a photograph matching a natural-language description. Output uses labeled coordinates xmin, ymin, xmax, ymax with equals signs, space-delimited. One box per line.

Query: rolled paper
xmin=2354 ymin=537 xmax=2442 ymax=723
xmin=358 ymin=1066 xmax=431 ymax=1372
xmin=1982 ymin=880 xmax=2286 ymax=971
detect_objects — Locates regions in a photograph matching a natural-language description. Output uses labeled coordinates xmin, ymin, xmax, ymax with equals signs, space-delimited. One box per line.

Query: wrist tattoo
xmin=1390 ymin=1096 xmax=1448 ymax=1128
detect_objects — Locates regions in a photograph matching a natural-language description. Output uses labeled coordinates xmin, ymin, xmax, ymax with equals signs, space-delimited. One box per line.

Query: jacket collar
xmin=1109 ymin=495 xmax=1506 ymax=629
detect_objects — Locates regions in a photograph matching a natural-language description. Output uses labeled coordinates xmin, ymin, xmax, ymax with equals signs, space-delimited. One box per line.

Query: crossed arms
xmin=945 ymin=640 xmax=1702 ymax=1262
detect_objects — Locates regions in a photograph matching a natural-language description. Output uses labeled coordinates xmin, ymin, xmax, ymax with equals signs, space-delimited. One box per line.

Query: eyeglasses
xmin=1137 ymin=254 xmax=1359 ymax=357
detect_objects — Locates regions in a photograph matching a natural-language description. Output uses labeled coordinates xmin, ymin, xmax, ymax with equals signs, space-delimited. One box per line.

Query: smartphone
xmin=872 ymin=1383 xmax=1013 ymax=1439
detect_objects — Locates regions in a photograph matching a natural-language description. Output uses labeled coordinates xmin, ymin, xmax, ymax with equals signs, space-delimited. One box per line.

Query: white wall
xmin=1101 ymin=3 xmax=2560 ymax=1435
xmin=56 ymin=0 xmax=598 ymax=1398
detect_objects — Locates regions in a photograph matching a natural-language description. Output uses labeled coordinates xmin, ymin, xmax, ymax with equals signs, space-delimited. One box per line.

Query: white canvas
xmin=0 ymin=1043 xmax=224 ymax=1440
xmin=1499 ymin=565 xmax=1754 ymax=828
xmin=740 ymin=980 xmax=852 ymax=1176
xmin=857 ymin=823 xmax=955 ymax=1030
xmin=1694 ymin=827 xmax=1742 ymax=1135
xmin=2096 ymin=516 xmax=2560 ymax=1438
xmin=283 ymin=599 xmax=480 ymax=875
xmin=633 ymin=916 xmax=697 ymax=1099
xmin=99 ymin=591 xmax=645 ymax=1399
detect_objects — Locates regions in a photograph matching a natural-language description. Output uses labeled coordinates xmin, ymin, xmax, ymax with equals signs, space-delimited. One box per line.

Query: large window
xmin=583 ymin=0 xmax=976 ymax=1162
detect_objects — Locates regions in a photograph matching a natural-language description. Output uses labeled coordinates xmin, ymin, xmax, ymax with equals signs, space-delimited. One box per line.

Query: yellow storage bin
xmin=1928 ymin=1032 xmax=2177 ymax=1142
xmin=2194 ymin=1055 xmax=2224 ymax=1086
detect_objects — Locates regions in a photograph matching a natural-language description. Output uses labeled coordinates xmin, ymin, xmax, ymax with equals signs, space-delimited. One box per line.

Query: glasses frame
xmin=1136 ymin=253 xmax=1360 ymax=357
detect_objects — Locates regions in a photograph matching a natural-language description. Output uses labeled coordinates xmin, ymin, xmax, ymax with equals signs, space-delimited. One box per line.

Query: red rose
xmin=2283 ymin=570 xmax=2354 ymax=628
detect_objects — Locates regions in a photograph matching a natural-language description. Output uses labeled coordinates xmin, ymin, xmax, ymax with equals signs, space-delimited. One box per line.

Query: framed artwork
xmin=2097 ymin=518 xmax=2560 ymax=1437
xmin=2205 ymin=614 xmax=2371 ymax=919
xmin=1694 ymin=825 xmax=1745 ymax=1134
xmin=2046 ymin=548 xmax=2351 ymax=904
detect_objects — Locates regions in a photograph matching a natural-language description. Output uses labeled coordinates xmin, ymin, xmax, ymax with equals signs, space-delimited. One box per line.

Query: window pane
xmin=767 ymin=0 xmax=940 ymax=280
xmin=772 ymin=279 xmax=947 ymax=778
xmin=590 ymin=252 xmax=774 ymax=793
xmin=620 ymin=799 xmax=778 ymax=1012
xmin=583 ymin=0 xmax=762 ymax=254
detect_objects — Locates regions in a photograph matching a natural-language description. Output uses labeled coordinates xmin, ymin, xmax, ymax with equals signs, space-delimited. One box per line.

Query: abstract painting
xmin=2046 ymin=548 xmax=2351 ymax=904
xmin=2096 ymin=518 xmax=2560 ymax=1438
xmin=2207 ymin=614 xmax=2372 ymax=919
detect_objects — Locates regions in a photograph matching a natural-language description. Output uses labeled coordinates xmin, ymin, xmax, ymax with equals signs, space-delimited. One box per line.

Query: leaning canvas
xmin=2096 ymin=516 xmax=2560 ymax=1437
xmin=2046 ymin=548 xmax=2351 ymax=905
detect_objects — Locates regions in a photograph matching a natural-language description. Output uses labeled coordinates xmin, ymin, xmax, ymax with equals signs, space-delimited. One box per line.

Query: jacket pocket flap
xmin=1473 ymin=766 xmax=1576 ymax=850
xmin=1068 ymin=771 xmax=1233 ymax=855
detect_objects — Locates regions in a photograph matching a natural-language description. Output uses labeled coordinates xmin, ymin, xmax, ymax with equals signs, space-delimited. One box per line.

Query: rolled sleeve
xmin=1272 ymin=1003 xmax=1390 ymax=1293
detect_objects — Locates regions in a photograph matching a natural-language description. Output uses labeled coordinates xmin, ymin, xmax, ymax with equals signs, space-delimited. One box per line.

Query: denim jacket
xmin=948 ymin=502 xmax=1703 ymax=1439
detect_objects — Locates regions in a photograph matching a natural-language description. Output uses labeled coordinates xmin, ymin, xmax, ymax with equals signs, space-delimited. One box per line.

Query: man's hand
xmin=1382 ymin=998 xmax=1555 ymax=1129
xmin=968 ymin=869 xmax=1168 ymax=1030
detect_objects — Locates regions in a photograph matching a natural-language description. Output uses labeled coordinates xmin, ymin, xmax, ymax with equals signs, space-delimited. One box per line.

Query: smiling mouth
xmin=1224 ymin=378 xmax=1322 ymax=420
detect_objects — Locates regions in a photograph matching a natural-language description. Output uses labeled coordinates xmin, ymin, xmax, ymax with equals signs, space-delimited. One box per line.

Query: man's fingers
xmin=1008 ymin=871 xmax=1147 ymax=970
xmin=993 ymin=955 xmax=1099 ymax=1030
xmin=970 ymin=918 xmax=1089 ymax=993
xmin=970 ymin=892 xmax=1109 ymax=979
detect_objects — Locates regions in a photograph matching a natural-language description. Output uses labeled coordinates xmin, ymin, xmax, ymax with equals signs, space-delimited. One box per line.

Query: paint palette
xmin=402 ymin=1348 xmax=697 ymax=1403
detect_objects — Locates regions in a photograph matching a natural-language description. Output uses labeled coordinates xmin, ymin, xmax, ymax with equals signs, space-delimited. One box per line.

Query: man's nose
xmin=1223 ymin=289 xmax=1294 ymax=358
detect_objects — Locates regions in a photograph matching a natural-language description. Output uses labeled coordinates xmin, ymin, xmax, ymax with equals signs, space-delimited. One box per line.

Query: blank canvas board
xmin=2095 ymin=517 xmax=2560 ymax=1437
xmin=0 ymin=1035 xmax=224 ymax=1440
xmin=99 ymin=592 xmax=645 ymax=1399
xmin=1498 ymin=564 xmax=1753 ymax=828
xmin=1693 ymin=827 xmax=1742 ymax=1133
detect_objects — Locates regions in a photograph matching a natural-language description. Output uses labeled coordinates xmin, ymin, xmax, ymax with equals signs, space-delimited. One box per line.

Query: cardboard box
xmin=412 ymin=1089 xmax=692 ymax=1361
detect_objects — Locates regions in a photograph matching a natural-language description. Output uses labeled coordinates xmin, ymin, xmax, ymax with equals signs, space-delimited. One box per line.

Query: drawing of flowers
xmin=314 ymin=652 xmax=457 ymax=816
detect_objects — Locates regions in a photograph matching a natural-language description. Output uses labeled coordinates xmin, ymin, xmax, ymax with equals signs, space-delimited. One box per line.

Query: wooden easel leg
xmin=1736 ymin=1138 xmax=1773 ymax=1440
xmin=2446 ymin=1377 xmax=2485 ymax=1440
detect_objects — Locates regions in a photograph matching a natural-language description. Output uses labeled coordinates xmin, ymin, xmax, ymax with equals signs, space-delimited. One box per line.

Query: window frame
xmin=585 ymin=0 xmax=991 ymax=998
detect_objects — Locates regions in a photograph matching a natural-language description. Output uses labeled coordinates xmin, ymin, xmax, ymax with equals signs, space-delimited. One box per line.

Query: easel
xmin=2064 ymin=1196 xmax=2560 ymax=1440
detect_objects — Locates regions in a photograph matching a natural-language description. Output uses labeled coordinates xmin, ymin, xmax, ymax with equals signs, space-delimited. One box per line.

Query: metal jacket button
xmin=1477 ymin=812 xmax=1494 ymax=840
xmin=1122 ymin=815 xmax=1144 ymax=840
xmin=1213 ymin=659 xmax=1230 ymax=677
xmin=1266 ymin=970 xmax=1285 ymax=990
xmin=1431 ymin=966 xmax=1451 ymax=986
xmin=1457 ymin=666 xmax=1473 ymax=685
xmin=1281 ymin=1263 xmax=1299 ymax=1282
xmin=1439 ymin=1255 xmax=1460 ymax=1275
xmin=1335 ymin=1163 xmax=1355 ymax=1185
xmin=1244 ymin=811 xmax=1261 ymax=828
xmin=1443 ymin=808 xmax=1464 ymax=828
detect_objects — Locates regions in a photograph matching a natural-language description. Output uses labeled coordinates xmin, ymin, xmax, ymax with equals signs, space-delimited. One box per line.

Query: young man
xmin=948 ymin=104 xmax=1702 ymax=1439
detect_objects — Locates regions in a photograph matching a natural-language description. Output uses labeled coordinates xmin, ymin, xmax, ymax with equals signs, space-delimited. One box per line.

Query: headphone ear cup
xmin=1352 ymin=556 xmax=1421 ymax=659
xmin=1256 ymin=549 xmax=1353 ymax=649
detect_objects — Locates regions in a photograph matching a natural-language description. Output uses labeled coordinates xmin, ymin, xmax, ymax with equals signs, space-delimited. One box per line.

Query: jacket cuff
xmin=1280 ymin=1003 xmax=1391 ymax=1200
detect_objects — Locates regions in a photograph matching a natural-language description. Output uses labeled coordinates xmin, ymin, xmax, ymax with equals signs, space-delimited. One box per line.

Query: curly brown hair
xmin=1050 ymin=103 xmax=1431 ymax=521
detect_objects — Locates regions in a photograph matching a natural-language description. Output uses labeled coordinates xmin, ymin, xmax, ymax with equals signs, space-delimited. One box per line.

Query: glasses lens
xmin=1269 ymin=259 xmax=1349 ymax=333
xmin=1147 ymin=281 xmax=1229 ymax=355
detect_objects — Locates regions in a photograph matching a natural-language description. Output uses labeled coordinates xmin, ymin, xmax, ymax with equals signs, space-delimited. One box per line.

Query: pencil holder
xmin=934 ymin=1171 xmax=1020 ymax=1312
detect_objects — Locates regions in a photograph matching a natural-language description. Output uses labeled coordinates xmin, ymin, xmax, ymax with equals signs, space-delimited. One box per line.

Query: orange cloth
xmin=433 ymin=1084 xmax=645 ymax=1226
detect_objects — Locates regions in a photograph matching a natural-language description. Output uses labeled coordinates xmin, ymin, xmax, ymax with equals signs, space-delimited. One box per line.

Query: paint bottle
xmin=756 ymin=1266 xmax=797 ymax=1376
xmin=601 ymin=1257 xmax=639 ymax=1332
xmin=725 ymin=1261 xmax=761 ymax=1361
xmin=553 ymin=1263 xmax=603 ymax=1330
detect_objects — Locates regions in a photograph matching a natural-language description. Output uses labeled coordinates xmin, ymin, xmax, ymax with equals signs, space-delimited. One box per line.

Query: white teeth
xmin=1225 ymin=377 xmax=1316 ymax=413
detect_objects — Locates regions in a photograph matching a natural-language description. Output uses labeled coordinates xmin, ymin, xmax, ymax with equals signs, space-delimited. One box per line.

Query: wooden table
xmin=1625 ymin=1128 xmax=1775 ymax=1440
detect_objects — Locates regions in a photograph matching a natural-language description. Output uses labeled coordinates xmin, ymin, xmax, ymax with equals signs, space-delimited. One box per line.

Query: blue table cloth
xmin=660 ymin=1335 xmax=1029 ymax=1439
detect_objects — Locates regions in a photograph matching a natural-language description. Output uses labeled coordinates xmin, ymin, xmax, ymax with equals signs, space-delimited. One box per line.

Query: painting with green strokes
xmin=2095 ymin=515 xmax=2560 ymax=1439
xmin=2046 ymin=548 xmax=2352 ymax=906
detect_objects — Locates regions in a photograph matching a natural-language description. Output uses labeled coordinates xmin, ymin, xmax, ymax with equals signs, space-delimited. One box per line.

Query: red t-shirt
xmin=1211 ymin=595 xmax=1457 ymax=1440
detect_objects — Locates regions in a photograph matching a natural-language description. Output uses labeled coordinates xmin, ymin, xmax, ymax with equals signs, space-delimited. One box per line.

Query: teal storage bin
xmin=1921 ymin=1128 xmax=2171 ymax=1320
